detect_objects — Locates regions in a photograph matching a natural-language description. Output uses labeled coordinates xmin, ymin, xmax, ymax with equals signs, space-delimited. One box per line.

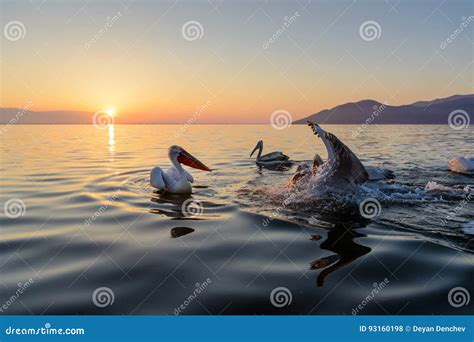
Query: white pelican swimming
xmin=250 ymin=140 xmax=292 ymax=168
xmin=448 ymin=156 xmax=474 ymax=175
xmin=150 ymin=145 xmax=211 ymax=194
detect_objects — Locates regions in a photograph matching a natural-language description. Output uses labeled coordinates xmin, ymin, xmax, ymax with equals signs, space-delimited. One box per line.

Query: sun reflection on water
xmin=108 ymin=124 xmax=115 ymax=157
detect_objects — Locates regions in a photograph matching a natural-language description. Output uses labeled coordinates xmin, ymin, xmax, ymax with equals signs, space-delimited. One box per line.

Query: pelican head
xmin=250 ymin=140 xmax=263 ymax=157
xmin=308 ymin=121 xmax=325 ymax=138
xmin=313 ymin=154 xmax=324 ymax=168
xmin=169 ymin=145 xmax=211 ymax=171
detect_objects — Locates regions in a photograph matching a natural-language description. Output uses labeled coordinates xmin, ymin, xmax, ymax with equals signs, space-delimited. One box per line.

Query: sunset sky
xmin=1 ymin=0 xmax=473 ymax=123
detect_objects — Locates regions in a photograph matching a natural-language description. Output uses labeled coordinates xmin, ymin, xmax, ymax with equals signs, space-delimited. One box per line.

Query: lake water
xmin=1 ymin=124 xmax=472 ymax=315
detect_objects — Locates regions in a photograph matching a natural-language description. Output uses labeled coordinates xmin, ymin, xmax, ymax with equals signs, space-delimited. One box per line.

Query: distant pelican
xmin=448 ymin=156 xmax=474 ymax=175
xmin=250 ymin=140 xmax=292 ymax=168
xmin=150 ymin=145 xmax=211 ymax=194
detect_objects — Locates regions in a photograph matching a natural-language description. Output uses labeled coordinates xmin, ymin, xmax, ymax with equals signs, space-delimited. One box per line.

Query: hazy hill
xmin=0 ymin=108 xmax=92 ymax=124
xmin=294 ymin=94 xmax=474 ymax=124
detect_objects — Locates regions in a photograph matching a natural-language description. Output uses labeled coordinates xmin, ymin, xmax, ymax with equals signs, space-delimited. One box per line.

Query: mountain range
xmin=293 ymin=94 xmax=473 ymax=124
xmin=0 ymin=94 xmax=472 ymax=124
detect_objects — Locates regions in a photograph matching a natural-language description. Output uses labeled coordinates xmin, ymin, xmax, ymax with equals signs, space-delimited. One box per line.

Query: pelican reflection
xmin=310 ymin=222 xmax=371 ymax=287
xmin=170 ymin=227 xmax=195 ymax=238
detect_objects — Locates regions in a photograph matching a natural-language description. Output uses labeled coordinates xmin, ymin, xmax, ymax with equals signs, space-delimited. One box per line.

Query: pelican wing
xmin=260 ymin=151 xmax=289 ymax=162
xmin=150 ymin=167 xmax=166 ymax=190
xmin=183 ymin=169 xmax=194 ymax=183
xmin=324 ymin=131 xmax=369 ymax=184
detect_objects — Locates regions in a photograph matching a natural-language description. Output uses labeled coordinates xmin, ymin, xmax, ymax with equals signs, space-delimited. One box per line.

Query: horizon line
xmin=0 ymin=123 xmax=461 ymax=126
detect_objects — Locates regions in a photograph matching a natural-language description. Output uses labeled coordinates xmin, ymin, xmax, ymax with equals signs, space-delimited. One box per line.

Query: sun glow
xmin=106 ymin=108 xmax=116 ymax=117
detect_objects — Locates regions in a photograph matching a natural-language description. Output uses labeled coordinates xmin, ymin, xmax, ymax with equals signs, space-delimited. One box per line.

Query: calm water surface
xmin=1 ymin=125 xmax=472 ymax=314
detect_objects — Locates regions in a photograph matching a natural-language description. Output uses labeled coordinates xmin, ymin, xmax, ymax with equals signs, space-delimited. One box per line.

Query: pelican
xmin=289 ymin=122 xmax=369 ymax=188
xmin=291 ymin=153 xmax=394 ymax=183
xmin=289 ymin=154 xmax=323 ymax=186
xmin=250 ymin=140 xmax=292 ymax=168
xmin=150 ymin=145 xmax=211 ymax=194
xmin=448 ymin=156 xmax=474 ymax=175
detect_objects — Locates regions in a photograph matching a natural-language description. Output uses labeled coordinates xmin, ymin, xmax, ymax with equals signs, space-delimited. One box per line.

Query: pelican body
xmin=289 ymin=122 xmax=369 ymax=188
xmin=250 ymin=140 xmax=292 ymax=168
xmin=290 ymin=122 xmax=395 ymax=186
xmin=150 ymin=145 xmax=211 ymax=194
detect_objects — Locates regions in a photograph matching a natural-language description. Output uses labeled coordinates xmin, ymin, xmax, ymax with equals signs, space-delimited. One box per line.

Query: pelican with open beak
xmin=150 ymin=145 xmax=211 ymax=194
xmin=250 ymin=140 xmax=292 ymax=169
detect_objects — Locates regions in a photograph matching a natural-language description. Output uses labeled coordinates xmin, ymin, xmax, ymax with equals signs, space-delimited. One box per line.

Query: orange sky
xmin=1 ymin=1 xmax=472 ymax=123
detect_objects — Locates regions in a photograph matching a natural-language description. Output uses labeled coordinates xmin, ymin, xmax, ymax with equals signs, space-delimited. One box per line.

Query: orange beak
xmin=177 ymin=149 xmax=212 ymax=172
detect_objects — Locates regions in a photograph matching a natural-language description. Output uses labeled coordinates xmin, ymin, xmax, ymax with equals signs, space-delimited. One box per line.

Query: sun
xmin=106 ymin=108 xmax=115 ymax=117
